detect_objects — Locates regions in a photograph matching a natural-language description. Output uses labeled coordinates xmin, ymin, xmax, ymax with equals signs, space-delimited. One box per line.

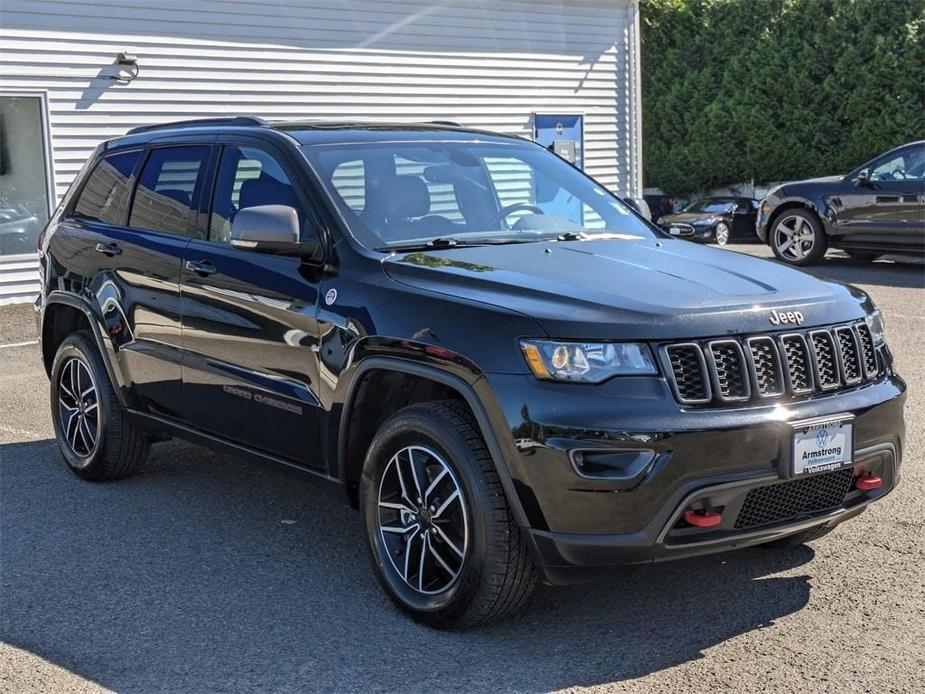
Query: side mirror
xmin=230 ymin=205 xmax=320 ymax=258
xmin=854 ymin=168 xmax=871 ymax=186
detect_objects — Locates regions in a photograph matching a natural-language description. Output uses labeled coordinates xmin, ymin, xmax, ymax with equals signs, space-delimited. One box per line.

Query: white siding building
xmin=0 ymin=0 xmax=642 ymax=303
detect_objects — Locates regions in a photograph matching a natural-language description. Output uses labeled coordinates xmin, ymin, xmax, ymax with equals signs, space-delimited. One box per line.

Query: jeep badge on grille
xmin=769 ymin=309 xmax=804 ymax=325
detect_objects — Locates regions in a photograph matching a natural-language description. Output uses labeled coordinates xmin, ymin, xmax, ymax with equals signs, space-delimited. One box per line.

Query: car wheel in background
xmin=360 ymin=400 xmax=537 ymax=628
xmin=770 ymin=209 xmax=827 ymax=265
xmin=50 ymin=331 xmax=149 ymax=481
xmin=714 ymin=222 xmax=730 ymax=246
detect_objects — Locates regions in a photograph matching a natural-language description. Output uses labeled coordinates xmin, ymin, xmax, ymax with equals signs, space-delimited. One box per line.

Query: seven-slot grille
xmin=662 ymin=321 xmax=879 ymax=406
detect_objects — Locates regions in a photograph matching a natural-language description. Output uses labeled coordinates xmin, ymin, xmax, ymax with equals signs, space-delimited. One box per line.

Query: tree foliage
xmin=641 ymin=0 xmax=925 ymax=195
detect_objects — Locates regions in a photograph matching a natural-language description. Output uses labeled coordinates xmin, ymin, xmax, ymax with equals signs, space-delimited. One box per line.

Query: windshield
xmin=301 ymin=138 xmax=656 ymax=250
xmin=683 ymin=198 xmax=735 ymax=213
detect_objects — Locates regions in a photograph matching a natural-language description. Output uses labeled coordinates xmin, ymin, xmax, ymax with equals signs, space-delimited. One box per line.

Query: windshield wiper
xmin=378 ymin=236 xmax=537 ymax=253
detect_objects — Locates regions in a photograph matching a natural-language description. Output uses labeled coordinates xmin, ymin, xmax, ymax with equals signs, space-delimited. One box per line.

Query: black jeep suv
xmin=36 ymin=117 xmax=905 ymax=627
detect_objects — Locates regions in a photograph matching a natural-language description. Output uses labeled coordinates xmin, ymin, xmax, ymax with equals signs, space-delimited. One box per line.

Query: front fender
xmin=765 ymin=195 xmax=837 ymax=239
xmin=333 ymin=349 xmax=533 ymax=529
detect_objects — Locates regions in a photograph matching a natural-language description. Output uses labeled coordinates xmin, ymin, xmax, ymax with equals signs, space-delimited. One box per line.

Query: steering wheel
xmin=495 ymin=202 xmax=545 ymax=229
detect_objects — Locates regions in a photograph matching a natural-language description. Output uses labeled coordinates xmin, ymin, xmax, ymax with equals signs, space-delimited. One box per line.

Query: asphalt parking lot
xmin=1 ymin=244 xmax=923 ymax=693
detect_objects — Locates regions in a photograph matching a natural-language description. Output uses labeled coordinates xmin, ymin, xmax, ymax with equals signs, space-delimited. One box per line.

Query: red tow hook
xmin=683 ymin=508 xmax=722 ymax=528
xmin=856 ymin=473 xmax=883 ymax=491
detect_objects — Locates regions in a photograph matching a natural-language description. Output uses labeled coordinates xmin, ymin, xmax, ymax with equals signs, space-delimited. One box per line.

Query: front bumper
xmin=484 ymin=371 xmax=905 ymax=584
xmin=659 ymin=223 xmax=714 ymax=241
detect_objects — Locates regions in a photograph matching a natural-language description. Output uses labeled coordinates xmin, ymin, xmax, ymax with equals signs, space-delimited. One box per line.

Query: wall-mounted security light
xmin=111 ymin=51 xmax=139 ymax=83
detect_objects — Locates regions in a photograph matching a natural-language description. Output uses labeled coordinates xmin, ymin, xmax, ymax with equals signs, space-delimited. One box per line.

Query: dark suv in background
xmin=36 ymin=117 xmax=905 ymax=627
xmin=758 ymin=141 xmax=925 ymax=265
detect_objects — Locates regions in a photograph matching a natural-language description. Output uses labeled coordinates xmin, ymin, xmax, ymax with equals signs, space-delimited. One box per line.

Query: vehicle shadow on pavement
xmin=799 ymin=257 xmax=924 ymax=290
xmin=1 ymin=438 xmax=815 ymax=693
xmin=749 ymin=252 xmax=924 ymax=290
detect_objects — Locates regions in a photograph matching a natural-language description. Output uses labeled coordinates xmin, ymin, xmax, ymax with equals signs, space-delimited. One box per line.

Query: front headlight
xmin=520 ymin=340 xmax=657 ymax=383
xmin=866 ymin=308 xmax=886 ymax=347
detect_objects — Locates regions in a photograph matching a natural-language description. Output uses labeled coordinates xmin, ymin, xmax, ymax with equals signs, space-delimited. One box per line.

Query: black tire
xmin=770 ymin=209 xmax=827 ymax=265
xmin=50 ymin=331 xmax=149 ymax=481
xmin=760 ymin=524 xmax=834 ymax=549
xmin=360 ymin=400 xmax=537 ymax=628
xmin=844 ymin=250 xmax=880 ymax=262
xmin=713 ymin=221 xmax=731 ymax=246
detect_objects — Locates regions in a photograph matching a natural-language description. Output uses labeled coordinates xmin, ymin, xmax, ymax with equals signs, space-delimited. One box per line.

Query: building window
xmin=0 ymin=95 xmax=53 ymax=255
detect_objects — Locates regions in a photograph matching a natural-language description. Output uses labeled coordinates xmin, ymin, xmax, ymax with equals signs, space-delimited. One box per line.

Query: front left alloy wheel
xmin=360 ymin=400 xmax=537 ymax=628
xmin=714 ymin=221 xmax=730 ymax=246
xmin=771 ymin=209 xmax=827 ymax=265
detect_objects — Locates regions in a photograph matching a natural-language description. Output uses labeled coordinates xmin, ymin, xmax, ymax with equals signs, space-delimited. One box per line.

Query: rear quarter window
xmin=72 ymin=150 xmax=142 ymax=225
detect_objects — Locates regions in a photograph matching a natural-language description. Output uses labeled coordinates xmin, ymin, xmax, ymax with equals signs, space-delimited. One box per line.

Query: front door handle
xmin=185 ymin=259 xmax=218 ymax=276
xmin=95 ymin=242 xmax=122 ymax=256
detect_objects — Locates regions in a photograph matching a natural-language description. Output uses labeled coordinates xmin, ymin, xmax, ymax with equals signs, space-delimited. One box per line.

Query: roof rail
xmin=126 ymin=115 xmax=267 ymax=135
xmin=428 ymin=120 xmax=462 ymax=127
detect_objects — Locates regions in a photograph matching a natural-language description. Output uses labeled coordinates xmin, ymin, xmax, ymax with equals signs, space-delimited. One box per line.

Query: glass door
xmin=0 ymin=94 xmax=53 ymax=256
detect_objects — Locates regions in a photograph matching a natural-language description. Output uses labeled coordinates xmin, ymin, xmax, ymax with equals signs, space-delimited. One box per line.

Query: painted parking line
xmin=0 ymin=340 xmax=39 ymax=349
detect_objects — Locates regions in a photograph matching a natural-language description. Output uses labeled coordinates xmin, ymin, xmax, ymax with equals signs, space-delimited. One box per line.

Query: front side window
xmin=303 ymin=138 xmax=654 ymax=250
xmin=210 ymin=146 xmax=303 ymax=243
xmin=129 ymin=146 xmax=209 ymax=237
xmin=73 ymin=150 xmax=142 ymax=225
xmin=871 ymin=145 xmax=925 ymax=182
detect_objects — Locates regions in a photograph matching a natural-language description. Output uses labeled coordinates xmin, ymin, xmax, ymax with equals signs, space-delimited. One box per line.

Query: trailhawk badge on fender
xmin=769 ymin=309 xmax=804 ymax=326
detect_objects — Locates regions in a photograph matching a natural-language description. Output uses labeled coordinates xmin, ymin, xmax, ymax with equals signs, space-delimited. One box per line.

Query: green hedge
xmin=641 ymin=0 xmax=925 ymax=195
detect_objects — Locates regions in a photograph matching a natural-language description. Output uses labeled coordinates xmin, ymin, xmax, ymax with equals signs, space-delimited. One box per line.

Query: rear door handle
xmin=185 ymin=259 xmax=217 ymax=276
xmin=95 ymin=242 xmax=122 ymax=256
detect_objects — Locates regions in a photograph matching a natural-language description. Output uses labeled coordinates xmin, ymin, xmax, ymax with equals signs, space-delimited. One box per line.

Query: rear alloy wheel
xmin=771 ymin=210 xmax=827 ymax=265
xmin=57 ymin=357 xmax=100 ymax=458
xmin=50 ymin=332 xmax=149 ymax=481
xmin=714 ymin=221 xmax=731 ymax=246
xmin=361 ymin=400 xmax=537 ymax=628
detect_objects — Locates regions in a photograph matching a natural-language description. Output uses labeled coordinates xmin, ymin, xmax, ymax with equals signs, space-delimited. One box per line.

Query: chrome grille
xmin=707 ymin=340 xmax=750 ymax=401
xmin=661 ymin=321 xmax=880 ymax=407
xmin=834 ymin=326 xmax=862 ymax=384
xmin=856 ymin=323 xmax=878 ymax=378
xmin=780 ymin=334 xmax=814 ymax=394
xmin=747 ymin=337 xmax=784 ymax=397
xmin=810 ymin=330 xmax=839 ymax=390
xmin=665 ymin=344 xmax=710 ymax=403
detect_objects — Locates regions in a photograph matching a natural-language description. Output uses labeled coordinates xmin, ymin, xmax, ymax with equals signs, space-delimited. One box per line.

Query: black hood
xmin=773 ymin=175 xmax=844 ymax=197
xmin=382 ymin=237 xmax=869 ymax=340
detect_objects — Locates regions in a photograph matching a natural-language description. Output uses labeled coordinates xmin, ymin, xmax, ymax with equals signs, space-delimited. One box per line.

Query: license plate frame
xmin=788 ymin=414 xmax=855 ymax=477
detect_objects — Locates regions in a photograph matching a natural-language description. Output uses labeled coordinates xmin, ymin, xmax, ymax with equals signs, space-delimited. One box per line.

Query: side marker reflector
xmin=856 ymin=474 xmax=882 ymax=491
xmin=683 ymin=509 xmax=722 ymax=528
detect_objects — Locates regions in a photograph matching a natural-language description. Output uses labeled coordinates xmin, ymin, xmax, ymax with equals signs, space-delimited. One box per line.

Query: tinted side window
xmin=871 ymin=146 xmax=925 ymax=182
xmin=129 ymin=146 xmax=210 ymax=237
xmin=72 ymin=150 xmax=142 ymax=225
xmin=210 ymin=146 xmax=303 ymax=243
